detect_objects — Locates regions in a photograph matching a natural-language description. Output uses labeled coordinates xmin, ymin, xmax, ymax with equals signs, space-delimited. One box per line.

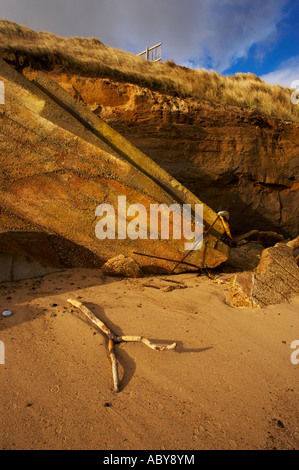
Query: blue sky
xmin=224 ymin=1 xmax=299 ymax=85
xmin=0 ymin=0 xmax=298 ymax=87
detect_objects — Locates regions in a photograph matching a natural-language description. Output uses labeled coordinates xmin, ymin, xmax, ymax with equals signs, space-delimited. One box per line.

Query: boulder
xmin=224 ymin=241 xmax=264 ymax=272
xmin=102 ymin=255 xmax=143 ymax=278
xmin=229 ymin=239 xmax=299 ymax=307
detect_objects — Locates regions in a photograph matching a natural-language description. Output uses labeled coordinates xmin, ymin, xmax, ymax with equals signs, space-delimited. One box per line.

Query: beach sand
xmin=0 ymin=268 xmax=298 ymax=450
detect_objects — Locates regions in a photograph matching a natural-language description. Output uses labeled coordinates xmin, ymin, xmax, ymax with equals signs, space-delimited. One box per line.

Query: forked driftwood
xmin=67 ymin=298 xmax=176 ymax=392
xmin=232 ymin=230 xmax=284 ymax=245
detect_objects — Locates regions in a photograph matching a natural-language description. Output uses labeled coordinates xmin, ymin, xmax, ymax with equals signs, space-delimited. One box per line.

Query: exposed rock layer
xmin=33 ymin=71 xmax=299 ymax=238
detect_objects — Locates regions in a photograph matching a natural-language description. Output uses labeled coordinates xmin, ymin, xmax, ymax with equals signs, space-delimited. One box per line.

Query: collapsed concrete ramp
xmin=0 ymin=59 xmax=230 ymax=275
xmin=0 ymin=230 xmax=105 ymax=282
xmin=0 ymin=231 xmax=63 ymax=282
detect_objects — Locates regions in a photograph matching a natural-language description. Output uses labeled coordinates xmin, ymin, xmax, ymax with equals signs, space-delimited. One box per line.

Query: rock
xmin=163 ymin=284 xmax=187 ymax=292
xmin=229 ymin=241 xmax=299 ymax=308
xmin=2 ymin=309 xmax=12 ymax=317
xmin=163 ymin=286 xmax=176 ymax=292
xmin=102 ymin=255 xmax=143 ymax=278
xmin=276 ymin=420 xmax=285 ymax=429
xmin=224 ymin=242 xmax=264 ymax=272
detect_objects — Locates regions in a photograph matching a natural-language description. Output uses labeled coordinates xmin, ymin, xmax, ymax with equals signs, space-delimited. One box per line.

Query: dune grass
xmin=1 ymin=19 xmax=298 ymax=123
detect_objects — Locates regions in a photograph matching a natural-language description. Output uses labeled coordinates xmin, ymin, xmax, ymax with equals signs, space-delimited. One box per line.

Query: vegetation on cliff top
xmin=1 ymin=19 xmax=298 ymax=123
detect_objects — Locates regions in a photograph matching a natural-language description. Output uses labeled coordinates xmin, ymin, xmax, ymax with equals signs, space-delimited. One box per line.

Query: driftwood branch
xmin=67 ymin=298 xmax=116 ymax=339
xmin=232 ymin=230 xmax=284 ymax=245
xmin=67 ymin=298 xmax=176 ymax=392
xmin=115 ymin=336 xmax=176 ymax=351
xmin=287 ymin=235 xmax=299 ymax=251
xmin=67 ymin=298 xmax=119 ymax=391
xmin=108 ymin=339 xmax=119 ymax=393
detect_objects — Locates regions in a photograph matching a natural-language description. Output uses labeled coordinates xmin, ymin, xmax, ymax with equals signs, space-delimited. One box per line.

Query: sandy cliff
xmin=0 ymin=19 xmax=298 ymax=239
xmin=37 ymin=73 xmax=298 ymax=237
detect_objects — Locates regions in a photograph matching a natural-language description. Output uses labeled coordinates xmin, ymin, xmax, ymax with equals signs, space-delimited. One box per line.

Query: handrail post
xmin=137 ymin=43 xmax=162 ymax=62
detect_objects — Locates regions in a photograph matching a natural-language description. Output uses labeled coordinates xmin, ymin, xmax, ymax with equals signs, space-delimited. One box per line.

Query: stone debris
xmin=2 ymin=309 xmax=12 ymax=317
xmin=163 ymin=284 xmax=187 ymax=292
xmin=102 ymin=255 xmax=143 ymax=278
xmin=229 ymin=239 xmax=299 ymax=308
xmin=225 ymin=231 xmax=286 ymax=273
xmin=225 ymin=241 xmax=264 ymax=272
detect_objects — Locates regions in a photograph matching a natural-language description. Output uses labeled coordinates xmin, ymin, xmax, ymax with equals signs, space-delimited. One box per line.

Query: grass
xmin=1 ymin=19 xmax=298 ymax=123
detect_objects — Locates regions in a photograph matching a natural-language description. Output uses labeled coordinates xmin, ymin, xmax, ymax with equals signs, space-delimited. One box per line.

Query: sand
xmin=0 ymin=268 xmax=298 ymax=450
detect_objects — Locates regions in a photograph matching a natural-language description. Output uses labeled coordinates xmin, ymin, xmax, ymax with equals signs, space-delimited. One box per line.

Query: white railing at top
xmin=137 ymin=43 xmax=162 ymax=62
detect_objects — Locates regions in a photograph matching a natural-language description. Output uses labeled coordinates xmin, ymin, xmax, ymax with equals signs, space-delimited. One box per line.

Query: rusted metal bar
xmin=133 ymin=251 xmax=199 ymax=268
xmin=169 ymin=214 xmax=221 ymax=274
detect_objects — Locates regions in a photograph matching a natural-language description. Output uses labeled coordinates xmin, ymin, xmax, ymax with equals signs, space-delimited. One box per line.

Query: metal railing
xmin=137 ymin=43 xmax=162 ymax=62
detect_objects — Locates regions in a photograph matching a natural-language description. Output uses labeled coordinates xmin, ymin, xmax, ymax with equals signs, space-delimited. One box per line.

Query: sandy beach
xmin=0 ymin=268 xmax=298 ymax=450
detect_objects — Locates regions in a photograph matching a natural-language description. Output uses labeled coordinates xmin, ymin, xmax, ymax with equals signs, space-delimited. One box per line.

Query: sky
xmin=1 ymin=0 xmax=298 ymax=87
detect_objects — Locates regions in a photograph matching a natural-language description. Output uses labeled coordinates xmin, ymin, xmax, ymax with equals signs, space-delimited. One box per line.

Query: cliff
xmin=1 ymin=19 xmax=298 ymax=239
xmin=29 ymin=71 xmax=299 ymax=237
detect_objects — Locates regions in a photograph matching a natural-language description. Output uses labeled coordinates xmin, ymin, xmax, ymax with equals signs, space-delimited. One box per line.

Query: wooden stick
xmin=67 ymin=298 xmax=116 ymax=340
xmin=67 ymin=298 xmax=176 ymax=392
xmin=108 ymin=339 xmax=119 ymax=392
xmin=287 ymin=235 xmax=299 ymax=251
xmin=68 ymin=298 xmax=119 ymax=391
xmin=232 ymin=230 xmax=259 ymax=244
xmin=116 ymin=336 xmax=176 ymax=351
xmin=232 ymin=230 xmax=284 ymax=245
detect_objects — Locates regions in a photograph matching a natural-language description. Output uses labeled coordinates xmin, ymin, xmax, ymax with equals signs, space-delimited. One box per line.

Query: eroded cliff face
xmin=29 ymin=71 xmax=298 ymax=237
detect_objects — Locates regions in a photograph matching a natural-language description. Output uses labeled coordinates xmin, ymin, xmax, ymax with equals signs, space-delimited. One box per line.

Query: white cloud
xmin=261 ymin=56 xmax=299 ymax=88
xmin=0 ymin=0 xmax=291 ymax=73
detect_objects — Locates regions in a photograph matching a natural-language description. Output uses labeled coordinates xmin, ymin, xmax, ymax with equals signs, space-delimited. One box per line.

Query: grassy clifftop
xmin=0 ymin=18 xmax=298 ymax=123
